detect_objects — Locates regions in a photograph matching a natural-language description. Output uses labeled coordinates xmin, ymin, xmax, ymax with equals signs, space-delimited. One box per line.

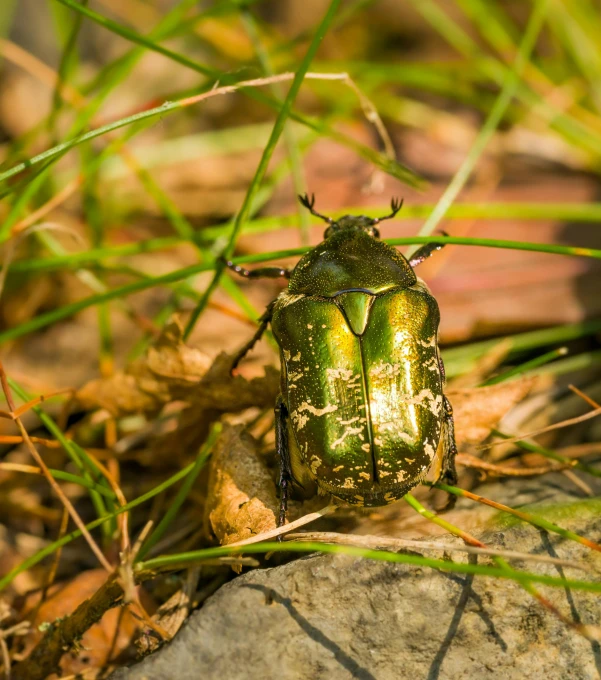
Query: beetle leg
xmin=434 ymin=394 xmax=459 ymax=511
xmin=275 ymin=395 xmax=293 ymax=539
xmin=438 ymin=348 xmax=446 ymax=385
xmin=223 ymin=257 xmax=292 ymax=280
xmin=408 ymin=233 xmax=449 ymax=268
xmin=440 ymin=396 xmax=458 ymax=485
xmin=409 ymin=242 xmax=444 ymax=268
xmin=230 ymin=300 xmax=276 ymax=373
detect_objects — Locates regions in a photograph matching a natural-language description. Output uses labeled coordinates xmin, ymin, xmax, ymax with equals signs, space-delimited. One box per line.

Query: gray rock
xmin=112 ymin=479 xmax=601 ymax=680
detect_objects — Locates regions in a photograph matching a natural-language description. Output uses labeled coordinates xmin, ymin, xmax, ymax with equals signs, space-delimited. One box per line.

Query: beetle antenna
xmin=372 ymin=197 xmax=404 ymax=224
xmin=298 ymin=193 xmax=333 ymax=224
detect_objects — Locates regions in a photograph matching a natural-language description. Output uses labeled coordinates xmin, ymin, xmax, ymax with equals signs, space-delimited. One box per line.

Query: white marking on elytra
xmin=307 ymin=324 xmax=313 ymax=329
xmin=396 ymin=470 xmax=407 ymax=483
xmin=424 ymin=355 xmax=439 ymax=372
xmin=379 ymin=425 xmax=414 ymax=444
xmin=361 ymin=443 xmax=371 ymax=453
xmin=369 ymin=362 xmax=402 ymax=378
xmin=331 ymin=424 xmax=364 ymax=450
xmin=336 ymin=416 xmax=360 ymax=426
xmin=424 ymin=441 xmax=436 ymax=460
xmin=310 ymin=455 xmax=322 ymax=475
xmin=283 ymin=350 xmax=291 ymax=361
xmin=291 ymin=401 xmax=338 ymax=430
xmin=417 ymin=335 xmax=437 ymax=348
xmin=326 ymin=368 xmax=354 ymax=381
xmin=333 ymin=464 xmax=344 ymax=472
xmin=342 ymin=478 xmax=355 ymax=489
xmin=397 ymin=389 xmax=443 ymax=417
xmin=287 ymin=370 xmax=303 ymax=382
xmin=292 ymin=352 xmax=301 ymax=362
xmin=359 ymin=471 xmax=370 ymax=481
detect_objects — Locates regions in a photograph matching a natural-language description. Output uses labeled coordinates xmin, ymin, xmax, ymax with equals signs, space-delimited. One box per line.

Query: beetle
xmin=225 ymin=195 xmax=457 ymax=526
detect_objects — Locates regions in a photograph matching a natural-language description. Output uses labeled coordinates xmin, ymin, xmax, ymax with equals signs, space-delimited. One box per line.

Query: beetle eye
xmin=324 ymin=227 xmax=333 ymax=239
xmin=372 ymin=227 xmax=380 ymax=238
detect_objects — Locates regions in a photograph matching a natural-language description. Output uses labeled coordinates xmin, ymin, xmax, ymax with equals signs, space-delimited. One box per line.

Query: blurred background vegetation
xmin=2 ymin=1 xmax=601 ymax=677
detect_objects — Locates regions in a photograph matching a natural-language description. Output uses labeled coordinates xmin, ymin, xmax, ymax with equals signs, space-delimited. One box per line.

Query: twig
xmin=10 ymin=574 xmax=129 ymax=680
xmin=284 ymin=532 xmax=596 ymax=573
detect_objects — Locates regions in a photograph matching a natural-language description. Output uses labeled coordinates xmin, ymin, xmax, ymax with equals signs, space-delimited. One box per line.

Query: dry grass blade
xmin=457 ymin=452 xmax=570 ymax=476
xmin=284 ymin=532 xmax=597 ymax=574
xmin=226 ymin=504 xmax=338 ymax=548
xmin=478 ymin=406 xmax=601 ymax=449
xmin=0 ymin=362 xmax=112 ymax=573
xmin=438 ymin=484 xmax=601 ymax=553
xmin=569 ymin=384 xmax=601 ymax=410
xmin=0 ymin=222 xmax=85 ymax=300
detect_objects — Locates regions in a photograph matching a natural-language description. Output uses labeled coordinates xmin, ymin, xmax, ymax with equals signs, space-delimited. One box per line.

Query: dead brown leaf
xmin=447 ymin=377 xmax=535 ymax=447
xmin=149 ymin=354 xmax=280 ymax=464
xmin=205 ymin=424 xmax=278 ymax=545
xmin=76 ymin=318 xmax=211 ymax=416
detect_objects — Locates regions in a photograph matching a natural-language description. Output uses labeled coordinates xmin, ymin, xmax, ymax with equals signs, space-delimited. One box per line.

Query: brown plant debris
xmin=447 ymin=377 xmax=535 ymax=447
xmin=10 ymin=569 xmax=157 ymax=680
xmin=205 ymin=424 xmax=278 ymax=545
xmin=76 ymin=318 xmax=212 ymax=416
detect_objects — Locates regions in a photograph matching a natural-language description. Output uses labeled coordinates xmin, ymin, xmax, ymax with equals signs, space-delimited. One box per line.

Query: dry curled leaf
xmin=150 ymin=355 xmax=280 ymax=463
xmin=76 ymin=318 xmax=211 ymax=416
xmin=205 ymin=424 xmax=278 ymax=545
xmin=188 ymin=352 xmax=280 ymax=412
xmin=447 ymin=377 xmax=535 ymax=447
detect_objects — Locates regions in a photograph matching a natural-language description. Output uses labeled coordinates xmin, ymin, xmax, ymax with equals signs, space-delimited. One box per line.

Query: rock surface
xmin=112 ymin=479 xmax=601 ymax=680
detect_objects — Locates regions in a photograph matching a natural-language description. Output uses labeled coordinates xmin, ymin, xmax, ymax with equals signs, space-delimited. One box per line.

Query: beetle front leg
xmin=223 ymin=258 xmax=292 ymax=280
xmin=275 ymin=394 xmax=293 ymax=537
xmin=408 ymin=237 xmax=447 ymax=268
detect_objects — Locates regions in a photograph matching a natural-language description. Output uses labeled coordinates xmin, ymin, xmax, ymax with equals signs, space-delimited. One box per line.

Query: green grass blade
xmin=482 ymin=347 xmax=568 ymax=386
xmin=183 ymin=0 xmax=343 ymax=339
xmin=136 ymin=541 xmax=601 ymax=594
xmin=0 ymin=460 xmax=201 ymax=592
xmin=413 ymin=0 xmax=549 ymax=245
xmin=3 ymin=234 xmax=601 ymax=345
xmin=136 ymin=423 xmax=221 ymax=562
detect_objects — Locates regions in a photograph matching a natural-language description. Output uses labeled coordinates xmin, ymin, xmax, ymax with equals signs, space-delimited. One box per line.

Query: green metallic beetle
xmin=226 ymin=195 xmax=457 ymax=525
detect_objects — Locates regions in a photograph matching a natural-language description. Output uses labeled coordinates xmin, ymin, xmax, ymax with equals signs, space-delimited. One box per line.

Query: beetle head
xmin=298 ymin=194 xmax=403 ymax=240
